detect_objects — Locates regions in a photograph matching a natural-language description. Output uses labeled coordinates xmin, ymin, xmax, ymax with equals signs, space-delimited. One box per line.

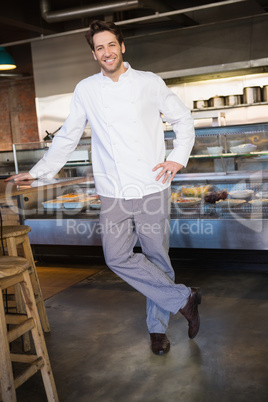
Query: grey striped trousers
xmin=99 ymin=187 xmax=190 ymax=333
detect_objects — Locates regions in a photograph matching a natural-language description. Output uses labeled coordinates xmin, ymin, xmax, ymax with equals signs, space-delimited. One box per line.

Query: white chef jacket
xmin=30 ymin=63 xmax=195 ymax=199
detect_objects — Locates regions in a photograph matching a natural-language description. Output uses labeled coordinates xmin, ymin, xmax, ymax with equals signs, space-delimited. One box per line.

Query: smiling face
xmin=92 ymin=31 xmax=127 ymax=81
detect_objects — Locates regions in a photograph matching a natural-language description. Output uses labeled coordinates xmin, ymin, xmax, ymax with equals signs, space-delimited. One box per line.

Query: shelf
xmin=192 ymin=101 xmax=268 ymax=112
xmin=64 ymin=162 xmax=91 ymax=166
xmin=191 ymin=111 xmax=226 ymax=127
xmin=189 ymin=151 xmax=268 ymax=159
xmin=164 ymin=122 xmax=268 ymax=138
xmin=172 ymin=170 xmax=268 ymax=183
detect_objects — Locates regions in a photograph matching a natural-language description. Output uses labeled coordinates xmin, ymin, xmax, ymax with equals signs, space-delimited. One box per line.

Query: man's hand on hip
xmin=153 ymin=161 xmax=183 ymax=184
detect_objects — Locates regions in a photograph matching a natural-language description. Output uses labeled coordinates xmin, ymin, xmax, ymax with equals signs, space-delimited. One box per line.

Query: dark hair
xmin=85 ymin=20 xmax=124 ymax=50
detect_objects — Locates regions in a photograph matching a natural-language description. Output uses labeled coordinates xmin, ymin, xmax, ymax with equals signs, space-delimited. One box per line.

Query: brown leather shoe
xmin=150 ymin=333 xmax=170 ymax=355
xmin=179 ymin=287 xmax=201 ymax=339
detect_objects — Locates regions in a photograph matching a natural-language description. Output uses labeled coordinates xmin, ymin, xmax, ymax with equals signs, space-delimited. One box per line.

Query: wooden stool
xmin=0 ymin=256 xmax=58 ymax=402
xmin=1 ymin=225 xmax=50 ymax=335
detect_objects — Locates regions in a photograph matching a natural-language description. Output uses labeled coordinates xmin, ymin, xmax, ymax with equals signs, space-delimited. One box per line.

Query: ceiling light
xmin=0 ymin=47 xmax=16 ymax=70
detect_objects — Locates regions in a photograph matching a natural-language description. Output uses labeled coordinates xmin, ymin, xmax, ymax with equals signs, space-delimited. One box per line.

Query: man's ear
xmin=121 ymin=42 xmax=125 ymax=54
xmin=92 ymin=51 xmax=97 ymax=60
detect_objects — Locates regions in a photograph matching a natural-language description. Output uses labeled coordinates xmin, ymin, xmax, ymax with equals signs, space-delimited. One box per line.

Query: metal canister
xmin=193 ymin=99 xmax=208 ymax=109
xmin=208 ymin=96 xmax=225 ymax=108
xmin=243 ymin=86 xmax=262 ymax=104
xmin=262 ymin=85 xmax=268 ymax=102
xmin=225 ymin=94 xmax=243 ymax=106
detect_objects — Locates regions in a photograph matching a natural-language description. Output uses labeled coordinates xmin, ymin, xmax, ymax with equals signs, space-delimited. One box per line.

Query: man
xmin=7 ymin=20 xmax=201 ymax=355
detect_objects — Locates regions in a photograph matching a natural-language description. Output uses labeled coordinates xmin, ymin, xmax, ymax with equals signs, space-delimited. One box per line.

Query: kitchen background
xmin=1 ymin=1 xmax=268 ymax=252
xmin=1 ymin=0 xmax=268 ymax=149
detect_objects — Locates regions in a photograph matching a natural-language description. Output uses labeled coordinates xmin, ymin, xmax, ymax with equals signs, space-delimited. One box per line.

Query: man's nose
xmin=103 ymin=46 xmax=111 ymax=56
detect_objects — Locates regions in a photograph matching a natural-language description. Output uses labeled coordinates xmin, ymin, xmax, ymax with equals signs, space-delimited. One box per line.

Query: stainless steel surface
xmin=39 ymin=0 xmax=248 ymax=24
xmin=225 ymin=94 xmax=243 ymax=106
xmin=193 ymin=99 xmax=208 ymax=109
xmin=263 ymin=85 xmax=268 ymax=102
xmin=116 ymin=0 xmax=250 ymax=27
xmin=159 ymin=58 xmax=268 ymax=82
xmin=208 ymin=96 xmax=225 ymax=108
xmin=0 ymin=150 xmax=15 ymax=176
xmin=173 ymin=170 xmax=268 ymax=183
xmin=26 ymin=218 xmax=102 ymax=246
xmin=25 ymin=217 xmax=268 ymax=250
xmin=13 ymin=142 xmax=50 ymax=173
xmin=243 ymin=86 xmax=262 ymax=104
xmin=12 ymin=143 xmax=19 ymax=174
xmin=40 ymin=0 xmax=139 ymax=23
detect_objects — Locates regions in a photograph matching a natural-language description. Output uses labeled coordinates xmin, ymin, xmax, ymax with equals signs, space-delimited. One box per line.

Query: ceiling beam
xmin=40 ymin=0 xmax=140 ymax=23
xmin=0 ymin=16 xmax=55 ymax=35
xmin=141 ymin=0 xmax=198 ymax=27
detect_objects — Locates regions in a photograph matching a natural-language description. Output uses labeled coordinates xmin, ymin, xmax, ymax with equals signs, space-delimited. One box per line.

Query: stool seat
xmin=0 ymin=256 xmax=30 ymax=278
xmin=1 ymin=225 xmax=31 ymax=238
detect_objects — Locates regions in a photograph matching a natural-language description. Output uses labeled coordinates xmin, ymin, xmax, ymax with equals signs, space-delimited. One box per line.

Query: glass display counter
xmin=16 ymin=123 xmax=268 ymax=250
xmin=167 ymin=123 xmax=268 ymax=249
xmin=12 ymin=138 xmax=92 ymax=177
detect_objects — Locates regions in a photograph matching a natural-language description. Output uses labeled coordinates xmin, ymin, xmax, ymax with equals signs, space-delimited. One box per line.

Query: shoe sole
xmin=152 ymin=346 xmax=170 ymax=355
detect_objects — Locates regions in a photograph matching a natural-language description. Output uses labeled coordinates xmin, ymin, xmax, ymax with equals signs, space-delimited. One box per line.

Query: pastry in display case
xmin=42 ymin=194 xmax=100 ymax=210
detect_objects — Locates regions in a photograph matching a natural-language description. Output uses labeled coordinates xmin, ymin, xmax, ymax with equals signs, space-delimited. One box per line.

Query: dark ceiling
xmin=1 ymin=0 xmax=268 ymax=79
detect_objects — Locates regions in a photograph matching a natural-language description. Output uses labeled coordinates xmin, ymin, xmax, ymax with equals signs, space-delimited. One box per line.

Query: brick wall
xmin=0 ymin=82 xmax=11 ymax=150
xmin=0 ymin=77 xmax=39 ymax=151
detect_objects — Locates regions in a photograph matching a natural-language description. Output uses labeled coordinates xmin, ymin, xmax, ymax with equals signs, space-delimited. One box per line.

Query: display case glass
xmin=13 ymin=138 xmax=92 ymax=178
xmin=17 ymin=123 xmax=268 ymax=250
xmin=13 ymin=141 xmax=50 ymax=174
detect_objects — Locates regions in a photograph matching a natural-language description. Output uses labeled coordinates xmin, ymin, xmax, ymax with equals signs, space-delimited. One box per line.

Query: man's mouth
xmin=104 ymin=58 xmax=115 ymax=64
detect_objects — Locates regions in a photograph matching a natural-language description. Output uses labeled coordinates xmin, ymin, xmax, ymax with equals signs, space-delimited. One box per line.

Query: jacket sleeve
xmin=157 ymin=76 xmax=195 ymax=167
xmin=29 ymin=86 xmax=87 ymax=179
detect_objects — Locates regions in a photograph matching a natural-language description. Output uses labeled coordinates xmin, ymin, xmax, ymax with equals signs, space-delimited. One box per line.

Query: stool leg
xmin=5 ymin=237 xmax=31 ymax=353
xmin=5 ymin=237 xmax=25 ymax=314
xmin=22 ymin=236 xmax=50 ymax=333
xmin=20 ymin=270 xmax=58 ymax=402
xmin=0 ymin=292 xmax=17 ymax=402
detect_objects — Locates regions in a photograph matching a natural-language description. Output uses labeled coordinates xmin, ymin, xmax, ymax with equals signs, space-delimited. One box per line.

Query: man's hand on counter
xmin=5 ymin=172 xmax=34 ymax=182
